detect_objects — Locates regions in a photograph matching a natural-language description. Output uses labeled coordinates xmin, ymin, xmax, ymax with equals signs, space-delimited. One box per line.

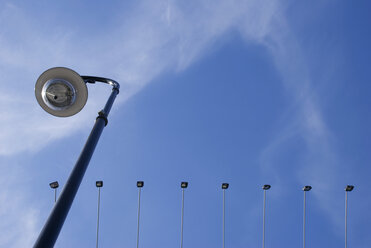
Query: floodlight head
xmin=222 ymin=183 xmax=229 ymax=189
xmin=96 ymin=181 xmax=103 ymax=188
xmin=35 ymin=67 xmax=88 ymax=117
xmin=345 ymin=185 xmax=354 ymax=192
xmin=303 ymin=185 xmax=312 ymax=191
xmin=137 ymin=181 xmax=144 ymax=188
xmin=49 ymin=181 xmax=59 ymax=189
xmin=262 ymin=184 xmax=271 ymax=190
xmin=181 ymin=182 xmax=188 ymax=188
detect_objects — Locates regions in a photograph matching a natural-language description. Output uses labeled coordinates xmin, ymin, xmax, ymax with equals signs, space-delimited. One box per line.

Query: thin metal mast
xmin=221 ymin=183 xmax=229 ymax=248
xmin=96 ymin=187 xmax=101 ymax=248
xmin=137 ymin=187 xmax=141 ymax=248
xmin=181 ymin=188 xmax=185 ymax=248
xmin=263 ymin=190 xmax=266 ymax=248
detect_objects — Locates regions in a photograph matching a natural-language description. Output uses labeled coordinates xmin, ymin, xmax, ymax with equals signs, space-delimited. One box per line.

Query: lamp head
xmin=181 ymin=182 xmax=188 ymax=188
xmin=262 ymin=184 xmax=271 ymax=190
xmin=96 ymin=181 xmax=103 ymax=188
xmin=303 ymin=185 xmax=312 ymax=191
xmin=345 ymin=185 xmax=354 ymax=192
xmin=137 ymin=181 xmax=144 ymax=188
xmin=35 ymin=67 xmax=88 ymax=117
xmin=222 ymin=183 xmax=229 ymax=189
xmin=49 ymin=181 xmax=59 ymax=189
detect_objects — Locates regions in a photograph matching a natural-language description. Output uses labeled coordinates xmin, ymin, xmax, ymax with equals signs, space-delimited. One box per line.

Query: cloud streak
xmin=0 ymin=0 xmax=350 ymax=246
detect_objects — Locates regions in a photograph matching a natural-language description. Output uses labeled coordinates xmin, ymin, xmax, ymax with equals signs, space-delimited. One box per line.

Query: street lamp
xmin=262 ymin=184 xmax=271 ymax=248
xmin=180 ymin=182 xmax=188 ymax=248
xmin=302 ymin=185 xmax=312 ymax=248
xmin=221 ymin=183 xmax=229 ymax=248
xmin=49 ymin=181 xmax=59 ymax=203
xmin=96 ymin=181 xmax=103 ymax=248
xmin=33 ymin=67 xmax=120 ymax=248
xmin=136 ymin=181 xmax=144 ymax=248
xmin=345 ymin=185 xmax=354 ymax=248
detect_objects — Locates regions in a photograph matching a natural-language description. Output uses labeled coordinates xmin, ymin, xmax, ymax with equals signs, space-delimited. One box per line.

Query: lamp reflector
xmin=35 ymin=67 xmax=88 ymax=117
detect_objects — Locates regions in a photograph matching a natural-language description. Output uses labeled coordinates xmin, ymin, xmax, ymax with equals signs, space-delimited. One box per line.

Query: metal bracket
xmin=96 ymin=110 xmax=108 ymax=126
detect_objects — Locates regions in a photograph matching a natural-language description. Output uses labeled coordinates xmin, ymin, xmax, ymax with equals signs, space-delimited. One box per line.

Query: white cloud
xmin=0 ymin=0 xmax=350 ymax=245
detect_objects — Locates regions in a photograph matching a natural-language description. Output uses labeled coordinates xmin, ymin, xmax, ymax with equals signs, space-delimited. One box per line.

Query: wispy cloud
xmin=0 ymin=0 xmax=281 ymax=156
xmin=256 ymin=11 xmax=345 ymax=232
xmin=0 ymin=0 xmax=350 ymax=246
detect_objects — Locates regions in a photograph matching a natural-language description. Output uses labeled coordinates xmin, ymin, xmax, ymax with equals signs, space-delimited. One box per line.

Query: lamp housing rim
xmin=35 ymin=67 xmax=88 ymax=117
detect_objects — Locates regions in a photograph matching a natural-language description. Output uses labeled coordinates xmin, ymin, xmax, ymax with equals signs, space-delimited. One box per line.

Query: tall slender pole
xmin=96 ymin=187 xmax=101 ymax=248
xmin=262 ymin=185 xmax=271 ymax=248
xmin=344 ymin=185 xmax=354 ymax=248
xmin=345 ymin=191 xmax=348 ymax=248
xmin=137 ymin=187 xmax=141 ymax=248
xmin=303 ymin=190 xmax=306 ymax=248
xmin=263 ymin=190 xmax=266 ymax=248
xmin=49 ymin=181 xmax=59 ymax=204
xmin=34 ymin=85 xmax=119 ymax=248
xmin=181 ymin=188 xmax=185 ymax=248
xmin=223 ymin=189 xmax=225 ymax=248
xmin=180 ymin=182 xmax=188 ymax=248
xmin=302 ymin=186 xmax=312 ymax=248
xmin=221 ymin=183 xmax=229 ymax=248
xmin=136 ymin=181 xmax=144 ymax=248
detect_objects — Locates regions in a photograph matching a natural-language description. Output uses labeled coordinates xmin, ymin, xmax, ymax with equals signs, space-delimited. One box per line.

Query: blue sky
xmin=0 ymin=0 xmax=370 ymax=247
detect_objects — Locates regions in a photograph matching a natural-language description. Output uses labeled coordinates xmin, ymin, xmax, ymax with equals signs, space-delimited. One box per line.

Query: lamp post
xmin=136 ymin=181 xmax=144 ymax=248
xmin=302 ymin=185 xmax=312 ymax=248
xmin=96 ymin=181 xmax=103 ymax=248
xmin=222 ymin=183 xmax=229 ymax=248
xmin=49 ymin=181 xmax=59 ymax=203
xmin=345 ymin=185 xmax=354 ymax=248
xmin=262 ymin=184 xmax=271 ymax=248
xmin=180 ymin=182 xmax=188 ymax=248
xmin=33 ymin=67 xmax=120 ymax=248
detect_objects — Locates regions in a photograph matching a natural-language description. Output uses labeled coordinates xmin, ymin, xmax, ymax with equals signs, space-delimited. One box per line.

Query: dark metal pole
xmin=54 ymin=188 xmax=57 ymax=203
xmin=33 ymin=85 xmax=119 ymax=248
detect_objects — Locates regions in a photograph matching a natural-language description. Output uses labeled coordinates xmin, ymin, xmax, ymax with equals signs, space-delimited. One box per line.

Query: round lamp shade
xmin=35 ymin=67 xmax=88 ymax=117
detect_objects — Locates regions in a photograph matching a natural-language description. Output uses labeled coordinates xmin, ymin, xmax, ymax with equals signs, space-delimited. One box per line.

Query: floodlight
xmin=222 ymin=183 xmax=229 ymax=189
xmin=137 ymin=181 xmax=144 ymax=188
xmin=49 ymin=181 xmax=59 ymax=189
xmin=303 ymin=185 xmax=312 ymax=191
xmin=96 ymin=181 xmax=103 ymax=188
xmin=181 ymin=182 xmax=188 ymax=188
xmin=262 ymin=184 xmax=271 ymax=190
xmin=35 ymin=67 xmax=88 ymax=117
xmin=345 ymin=185 xmax=354 ymax=192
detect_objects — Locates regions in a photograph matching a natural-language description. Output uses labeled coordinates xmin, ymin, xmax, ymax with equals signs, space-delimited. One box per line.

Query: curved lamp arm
xmin=82 ymin=76 xmax=120 ymax=91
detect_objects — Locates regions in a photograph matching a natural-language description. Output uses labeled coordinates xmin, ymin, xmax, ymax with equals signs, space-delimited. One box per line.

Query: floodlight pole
xmin=181 ymin=188 xmax=185 ymax=248
xmin=262 ymin=185 xmax=271 ymax=248
xmin=96 ymin=187 xmax=101 ymax=248
xmin=136 ymin=181 xmax=144 ymax=248
xmin=302 ymin=186 xmax=311 ymax=248
xmin=345 ymin=185 xmax=354 ymax=248
xmin=34 ymin=77 xmax=119 ymax=248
